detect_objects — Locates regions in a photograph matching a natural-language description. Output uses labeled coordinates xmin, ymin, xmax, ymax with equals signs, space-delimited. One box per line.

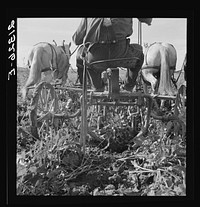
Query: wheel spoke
xmin=45 ymin=89 xmax=51 ymax=111
xmin=38 ymin=120 xmax=46 ymax=134
xmin=39 ymin=91 xmax=45 ymax=109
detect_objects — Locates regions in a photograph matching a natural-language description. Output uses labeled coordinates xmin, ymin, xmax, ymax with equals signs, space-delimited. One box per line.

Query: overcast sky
xmin=17 ymin=18 xmax=187 ymax=70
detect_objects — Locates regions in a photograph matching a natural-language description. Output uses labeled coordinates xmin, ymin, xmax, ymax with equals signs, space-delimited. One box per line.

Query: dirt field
xmin=16 ymin=67 xmax=186 ymax=196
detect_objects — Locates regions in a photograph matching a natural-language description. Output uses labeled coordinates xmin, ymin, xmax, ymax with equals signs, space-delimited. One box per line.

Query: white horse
xmin=141 ymin=42 xmax=177 ymax=96
xmin=21 ymin=41 xmax=71 ymax=100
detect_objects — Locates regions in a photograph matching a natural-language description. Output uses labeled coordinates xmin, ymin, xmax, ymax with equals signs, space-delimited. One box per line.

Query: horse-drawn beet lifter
xmin=25 ymin=20 xmax=186 ymax=154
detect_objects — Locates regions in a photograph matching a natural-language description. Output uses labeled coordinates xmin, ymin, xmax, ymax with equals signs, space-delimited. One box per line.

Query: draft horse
xmin=21 ymin=41 xmax=71 ymax=101
xmin=141 ymin=42 xmax=177 ymax=96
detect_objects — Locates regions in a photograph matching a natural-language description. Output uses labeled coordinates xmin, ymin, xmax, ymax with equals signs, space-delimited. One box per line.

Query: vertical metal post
xmin=80 ymin=57 xmax=87 ymax=154
xmin=138 ymin=20 xmax=142 ymax=46
xmin=137 ymin=20 xmax=144 ymax=135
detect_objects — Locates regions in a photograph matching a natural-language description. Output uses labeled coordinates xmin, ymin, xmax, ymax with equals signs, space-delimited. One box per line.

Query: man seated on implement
xmin=72 ymin=18 xmax=152 ymax=92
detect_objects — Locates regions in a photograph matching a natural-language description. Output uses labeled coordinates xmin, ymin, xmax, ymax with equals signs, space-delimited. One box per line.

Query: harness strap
xmin=141 ymin=65 xmax=176 ymax=70
xmin=38 ymin=42 xmax=58 ymax=73
xmin=47 ymin=43 xmax=59 ymax=72
xmin=70 ymin=45 xmax=79 ymax=56
xmin=144 ymin=42 xmax=158 ymax=65
xmin=142 ymin=65 xmax=160 ymax=70
xmin=41 ymin=67 xmax=57 ymax=73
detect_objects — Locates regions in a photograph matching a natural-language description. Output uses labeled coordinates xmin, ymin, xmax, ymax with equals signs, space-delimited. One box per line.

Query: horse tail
xmin=21 ymin=48 xmax=43 ymax=100
xmin=158 ymin=46 xmax=175 ymax=96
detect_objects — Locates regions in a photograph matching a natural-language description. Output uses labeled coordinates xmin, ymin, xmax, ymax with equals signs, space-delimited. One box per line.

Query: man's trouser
xmin=84 ymin=39 xmax=144 ymax=90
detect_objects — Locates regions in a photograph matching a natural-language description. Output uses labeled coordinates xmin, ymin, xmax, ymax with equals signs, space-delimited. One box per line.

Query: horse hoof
xmin=21 ymin=88 xmax=27 ymax=101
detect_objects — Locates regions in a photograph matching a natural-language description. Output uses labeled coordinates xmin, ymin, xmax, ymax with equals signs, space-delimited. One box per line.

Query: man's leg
xmin=124 ymin=67 xmax=141 ymax=90
xmin=76 ymin=46 xmax=84 ymax=84
xmin=86 ymin=44 xmax=108 ymax=91
xmin=87 ymin=68 xmax=105 ymax=91
xmin=123 ymin=44 xmax=144 ymax=90
xmin=76 ymin=63 xmax=92 ymax=86
xmin=76 ymin=65 xmax=83 ymax=84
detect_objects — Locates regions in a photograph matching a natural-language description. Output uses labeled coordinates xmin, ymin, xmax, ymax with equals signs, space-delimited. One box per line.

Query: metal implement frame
xmin=28 ymin=68 xmax=179 ymax=151
xmin=79 ymin=60 xmax=177 ymax=153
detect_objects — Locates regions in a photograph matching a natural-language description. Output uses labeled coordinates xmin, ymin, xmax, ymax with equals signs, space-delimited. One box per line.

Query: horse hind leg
xmin=21 ymin=87 xmax=28 ymax=101
xmin=150 ymin=78 xmax=157 ymax=94
xmin=61 ymin=70 xmax=68 ymax=86
xmin=142 ymin=71 xmax=157 ymax=94
xmin=21 ymin=61 xmax=42 ymax=101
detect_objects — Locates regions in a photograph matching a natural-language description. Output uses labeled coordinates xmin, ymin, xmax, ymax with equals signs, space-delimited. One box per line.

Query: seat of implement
xmin=87 ymin=57 xmax=140 ymax=70
xmin=86 ymin=57 xmax=140 ymax=94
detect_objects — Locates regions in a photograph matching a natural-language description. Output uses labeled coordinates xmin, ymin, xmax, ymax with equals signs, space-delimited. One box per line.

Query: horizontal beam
xmin=152 ymin=95 xmax=176 ymax=100
xmin=28 ymin=85 xmax=177 ymax=100
xmin=90 ymin=91 xmax=150 ymax=99
xmin=91 ymin=101 xmax=138 ymax=107
xmin=90 ymin=91 xmax=176 ymax=100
